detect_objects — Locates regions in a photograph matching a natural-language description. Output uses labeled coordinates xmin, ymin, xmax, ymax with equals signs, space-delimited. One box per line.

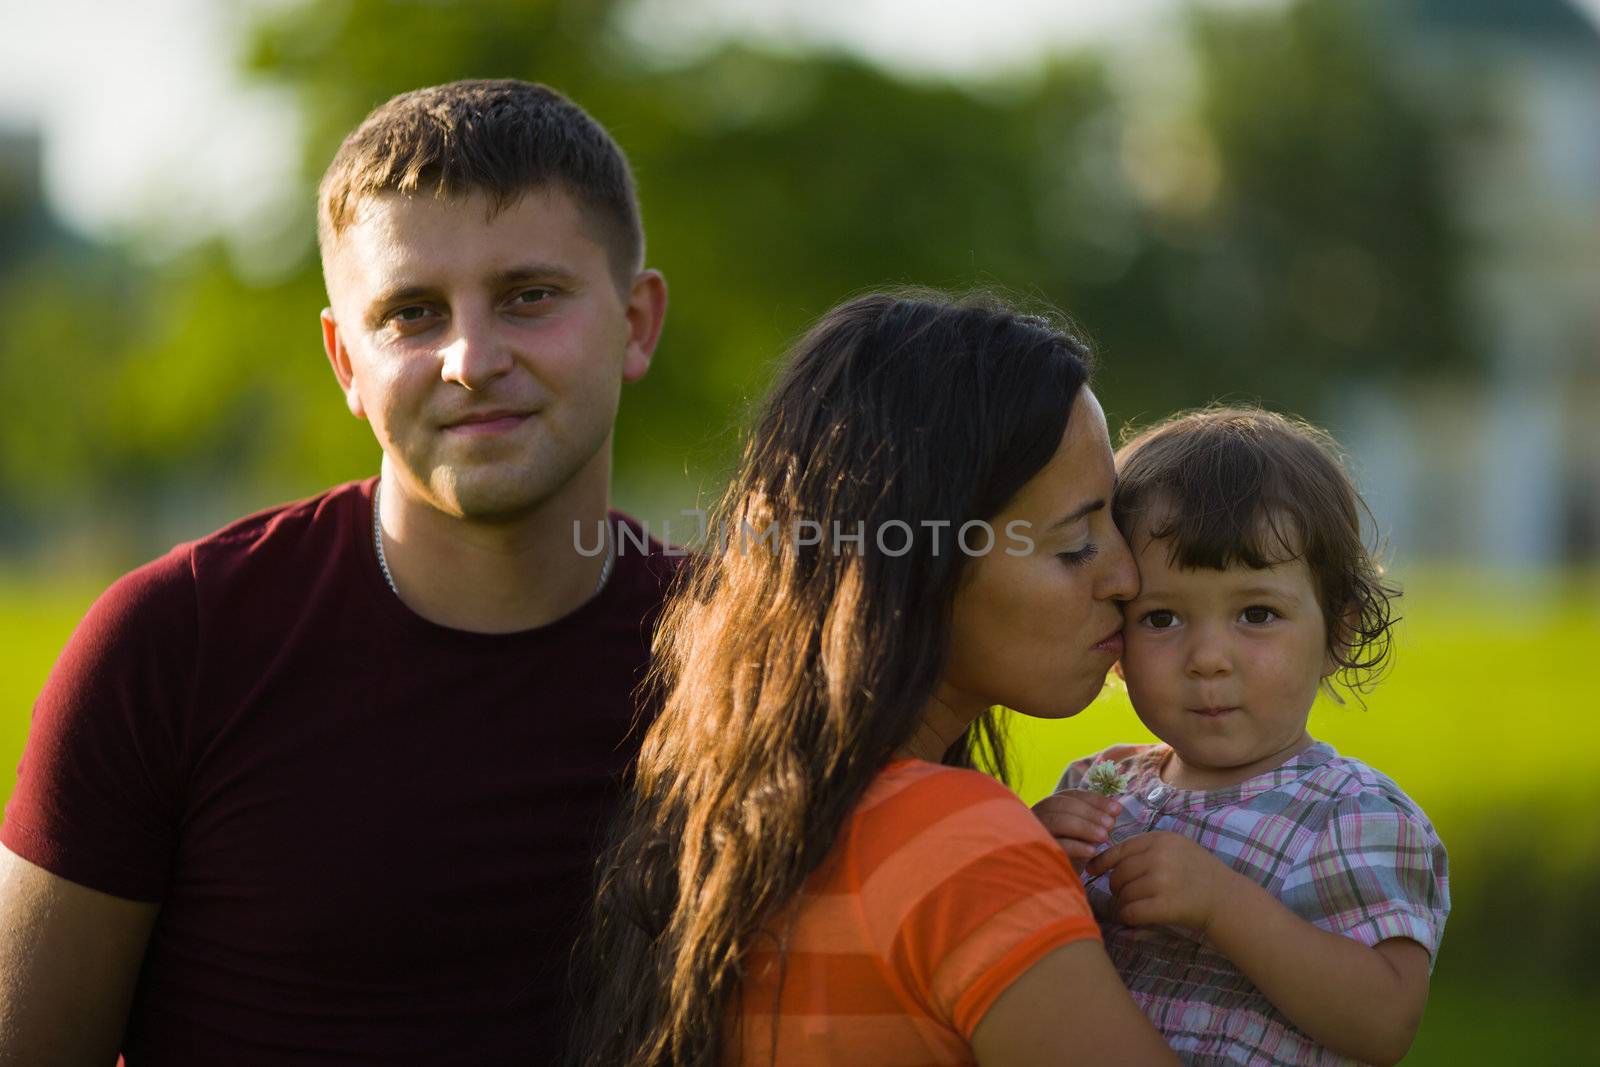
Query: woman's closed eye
xmin=1057 ymin=543 xmax=1099 ymax=567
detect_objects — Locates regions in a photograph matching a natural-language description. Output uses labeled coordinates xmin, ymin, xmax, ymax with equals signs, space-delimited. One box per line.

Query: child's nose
xmin=1184 ymin=632 xmax=1232 ymax=678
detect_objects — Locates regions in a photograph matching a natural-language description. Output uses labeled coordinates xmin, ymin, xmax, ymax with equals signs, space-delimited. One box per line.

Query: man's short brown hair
xmin=318 ymin=79 xmax=643 ymax=285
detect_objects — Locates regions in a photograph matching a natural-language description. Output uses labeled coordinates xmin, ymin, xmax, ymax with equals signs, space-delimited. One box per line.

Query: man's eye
xmin=1142 ymin=610 xmax=1177 ymax=629
xmin=391 ymin=306 xmax=431 ymax=323
xmin=512 ymin=288 xmax=554 ymax=306
xmin=1241 ymin=606 xmax=1277 ymax=625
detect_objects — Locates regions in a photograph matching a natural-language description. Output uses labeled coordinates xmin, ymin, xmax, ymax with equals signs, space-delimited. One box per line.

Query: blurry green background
xmin=2 ymin=0 xmax=1597 ymax=1060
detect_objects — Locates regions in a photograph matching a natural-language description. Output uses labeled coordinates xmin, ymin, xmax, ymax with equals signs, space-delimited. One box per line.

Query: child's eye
xmin=1141 ymin=609 xmax=1178 ymax=629
xmin=1057 ymin=544 xmax=1098 ymax=568
xmin=1241 ymin=606 xmax=1278 ymax=625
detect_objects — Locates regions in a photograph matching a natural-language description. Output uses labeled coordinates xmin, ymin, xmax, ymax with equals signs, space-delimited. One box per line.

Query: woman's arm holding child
xmin=1087 ymin=832 xmax=1430 ymax=1066
xmin=972 ymin=940 xmax=1179 ymax=1067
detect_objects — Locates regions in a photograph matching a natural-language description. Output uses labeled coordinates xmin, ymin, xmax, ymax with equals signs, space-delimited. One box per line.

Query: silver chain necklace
xmin=371 ymin=481 xmax=614 ymax=600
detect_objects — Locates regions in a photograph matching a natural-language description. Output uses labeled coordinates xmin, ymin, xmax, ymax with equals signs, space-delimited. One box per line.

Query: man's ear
xmin=321 ymin=308 xmax=367 ymax=420
xmin=620 ymin=269 xmax=668 ymax=383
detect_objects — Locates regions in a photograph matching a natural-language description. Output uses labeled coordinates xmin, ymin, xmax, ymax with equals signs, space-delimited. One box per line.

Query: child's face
xmin=1118 ymin=525 xmax=1331 ymax=790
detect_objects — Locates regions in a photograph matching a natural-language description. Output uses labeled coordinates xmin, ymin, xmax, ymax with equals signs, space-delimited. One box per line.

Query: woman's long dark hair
xmin=570 ymin=291 xmax=1093 ymax=1067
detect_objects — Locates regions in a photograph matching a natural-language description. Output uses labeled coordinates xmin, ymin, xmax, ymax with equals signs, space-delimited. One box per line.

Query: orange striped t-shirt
xmin=730 ymin=759 xmax=1100 ymax=1066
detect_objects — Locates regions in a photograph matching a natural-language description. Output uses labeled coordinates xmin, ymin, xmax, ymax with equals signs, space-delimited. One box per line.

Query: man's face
xmin=321 ymin=187 xmax=663 ymax=523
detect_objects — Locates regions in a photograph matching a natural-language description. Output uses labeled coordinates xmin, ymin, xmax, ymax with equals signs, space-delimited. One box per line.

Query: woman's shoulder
xmin=844 ymin=760 xmax=1088 ymax=936
xmin=850 ymin=760 xmax=1059 ymax=867
xmin=835 ymin=762 xmax=1099 ymax=1039
xmin=870 ymin=757 xmax=1016 ymax=797
xmin=863 ymin=759 xmax=1029 ymax=818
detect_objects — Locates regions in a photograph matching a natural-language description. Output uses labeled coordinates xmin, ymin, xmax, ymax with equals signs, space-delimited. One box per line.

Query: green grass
xmin=1404 ymin=976 xmax=1593 ymax=1065
xmin=2 ymin=567 xmax=1596 ymax=1057
xmin=0 ymin=574 xmax=106 ymax=807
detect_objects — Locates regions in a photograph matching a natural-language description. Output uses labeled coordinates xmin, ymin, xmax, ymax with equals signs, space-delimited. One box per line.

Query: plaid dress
xmin=1056 ymin=742 xmax=1450 ymax=1066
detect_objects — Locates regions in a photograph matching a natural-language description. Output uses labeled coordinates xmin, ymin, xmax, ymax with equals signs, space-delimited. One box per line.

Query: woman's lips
xmin=1091 ymin=630 xmax=1124 ymax=657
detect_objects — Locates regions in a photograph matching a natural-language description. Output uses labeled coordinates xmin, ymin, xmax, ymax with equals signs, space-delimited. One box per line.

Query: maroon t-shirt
xmin=1 ymin=479 xmax=682 ymax=1065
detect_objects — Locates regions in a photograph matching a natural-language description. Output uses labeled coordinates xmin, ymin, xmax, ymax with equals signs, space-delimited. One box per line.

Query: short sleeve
xmin=0 ymin=549 xmax=196 ymax=901
xmin=1285 ymin=791 xmax=1450 ymax=968
xmin=862 ymin=770 xmax=1101 ymax=1040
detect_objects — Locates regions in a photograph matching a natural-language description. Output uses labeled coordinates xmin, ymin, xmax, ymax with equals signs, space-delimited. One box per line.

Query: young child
xmin=1035 ymin=407 xmax=1449 ymax=1066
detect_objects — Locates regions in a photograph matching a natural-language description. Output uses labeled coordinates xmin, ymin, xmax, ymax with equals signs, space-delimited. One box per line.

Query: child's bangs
xmin=1137 ymin=493 xmax=1307 ymax=573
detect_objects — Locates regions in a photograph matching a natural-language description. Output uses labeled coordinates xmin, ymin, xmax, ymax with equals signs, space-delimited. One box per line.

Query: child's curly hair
xmin=1112 ymin=406 xmax=1399 ymax=694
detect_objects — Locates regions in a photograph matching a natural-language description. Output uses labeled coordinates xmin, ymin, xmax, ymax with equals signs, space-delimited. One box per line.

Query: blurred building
xmin=1342 ymin=0 xmax=1600 ymax=566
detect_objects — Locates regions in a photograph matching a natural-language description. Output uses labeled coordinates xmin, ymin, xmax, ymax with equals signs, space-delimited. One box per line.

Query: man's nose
xmin=440 ymin=311 xmax=514 ymax=390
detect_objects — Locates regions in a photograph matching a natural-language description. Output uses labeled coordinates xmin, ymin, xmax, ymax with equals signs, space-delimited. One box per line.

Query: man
xmin=0 ymin=80 xmax=674 ymax=1065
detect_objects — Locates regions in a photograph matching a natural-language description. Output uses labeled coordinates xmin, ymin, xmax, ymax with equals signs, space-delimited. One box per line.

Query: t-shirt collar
xmin=1128 ymin=741 xmax=1338 ymax=810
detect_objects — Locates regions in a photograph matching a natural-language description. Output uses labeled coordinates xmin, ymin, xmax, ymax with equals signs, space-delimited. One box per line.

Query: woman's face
xmin=936 ymin=389 xmax=1139 ymax=722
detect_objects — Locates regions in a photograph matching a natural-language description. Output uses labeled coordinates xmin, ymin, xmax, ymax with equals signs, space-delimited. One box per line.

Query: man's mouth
xmin=443 ymin=410 xmax=533 ymax=435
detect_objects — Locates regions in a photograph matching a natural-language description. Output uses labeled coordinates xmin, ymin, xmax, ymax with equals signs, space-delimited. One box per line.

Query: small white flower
xmin=1084 ymin=760 xmax=1131 ymax=797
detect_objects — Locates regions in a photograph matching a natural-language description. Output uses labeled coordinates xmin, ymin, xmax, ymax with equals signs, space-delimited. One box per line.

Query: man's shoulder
xmin=191 ymin=480 xmax=367 ymax=568
xmin=169 ymin=481 xmax=370 ymax=601
xmin=85 ymin=481 xmax=368 ymax=632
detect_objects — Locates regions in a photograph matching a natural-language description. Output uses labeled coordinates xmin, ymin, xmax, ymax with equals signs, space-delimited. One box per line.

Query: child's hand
xmin=1084 ymin=831 xmax=1242 ymax=933
xmin=1032 ymin=789 xmax=1122 ymax=873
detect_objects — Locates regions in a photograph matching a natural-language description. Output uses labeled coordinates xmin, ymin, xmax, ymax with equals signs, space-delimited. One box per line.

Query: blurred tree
xmin=0 ymin=0 xmax=1472 ymax=559
xmin=0 ymin=255 xmax=138 ymax=508
xmin=1083 ymin=0 xmax=1471 ymax=423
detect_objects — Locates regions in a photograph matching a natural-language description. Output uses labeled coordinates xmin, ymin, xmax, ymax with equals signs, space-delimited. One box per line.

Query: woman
xmin=573 ymin=292 xmax=1176 ymax=1066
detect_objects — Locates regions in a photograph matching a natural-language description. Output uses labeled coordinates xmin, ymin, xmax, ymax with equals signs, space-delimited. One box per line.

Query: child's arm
xmin=1037 ymin=749 xmax=1147 ymax=872
xmin=1205 ymin=873 xmax=1430 ymax=1065
xmin=1032 ymin=789 xmax=1122 ymax=872
xmin=1087 ymin=832 xmax=1430 ymax=1066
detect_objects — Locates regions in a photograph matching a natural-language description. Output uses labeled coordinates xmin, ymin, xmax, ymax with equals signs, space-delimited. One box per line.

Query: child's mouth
xmin=1188 ymin=706 xmax=1238 ymax=718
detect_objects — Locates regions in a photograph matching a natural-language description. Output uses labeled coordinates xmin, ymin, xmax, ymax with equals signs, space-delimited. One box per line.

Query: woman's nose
xmin=1096 ymin=525 xmax=1140 ymax=603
